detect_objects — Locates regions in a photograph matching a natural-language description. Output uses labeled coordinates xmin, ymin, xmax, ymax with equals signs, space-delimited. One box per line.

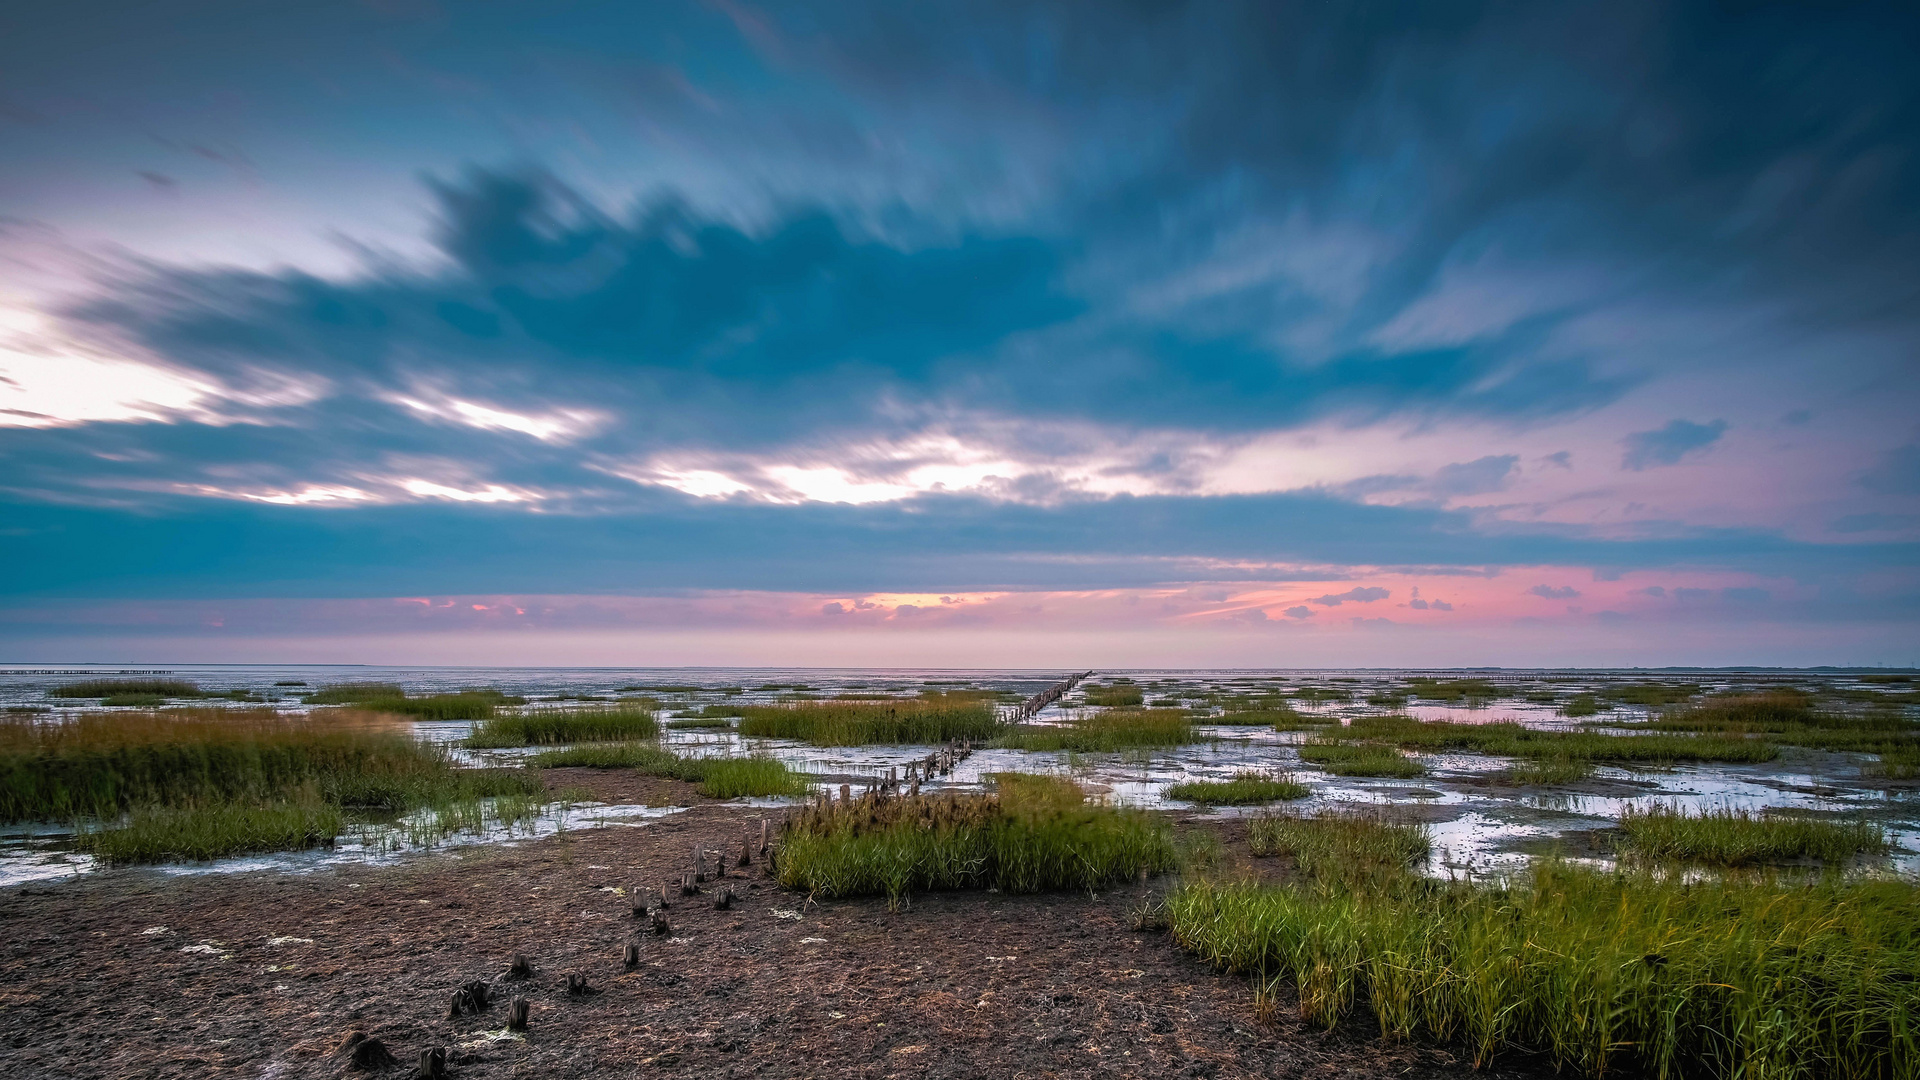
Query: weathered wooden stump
xmin=336 ymin=1030 xmax=397 ymax=1070
xmin=506 ymin=953 xmax=534 ymax=980
xmin=623 ymin=940 xmax=641 ymax=969
xmin=693 ymin=845 xmax=707 ymax=883
xmin=679 ymin=872 xmax=698 ymax=896
xmin=506 ymin=996 xmax=530 ymax=1032
xmin=414 ymin=1046 xmax=448 ymax=1080
xmin=566 ymin=971 xmax=597 ymax=996
xmin=738 ymin=832 xmax=752 ymax=867
xmin=657 ymin=882 xmax=670 ymax=909
xmin=650 ymin=909 xmax=671 ymax=936
xmin=630 ymin=888 xmax=648 ymax=919
xmin=713 ymin=885 xmax=734 ymax=910
xmin=758 ymin=819 xmax=769 ymax=856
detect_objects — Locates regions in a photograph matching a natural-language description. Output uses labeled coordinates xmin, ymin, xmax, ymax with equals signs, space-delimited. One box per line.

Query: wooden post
xmin=658 ymin=882 xmax=670 ymax=909
xmin=759 ymin=818 xmax=770 ymax=856
xmin=694 ymin=845 xmax=706 ymax=882
xmin=631 ymin=886 xmax=647 ymax=918
xmin=507 ymin=996 xmax=530 ymax=1032
xmin=839 ymin=783 xmax=851 ymax=803
xmin=713 ymin=885 xmax=734 ymax=910
xmin=739 ymin=833 xmax=752 ymax=867
xmin=623 ymin=941 xmax=641 ymax=969
xmin=415 ymin=1046 xmax=448 ymax=1080
xmin=507 ymin=953 xmax=533 ymax=980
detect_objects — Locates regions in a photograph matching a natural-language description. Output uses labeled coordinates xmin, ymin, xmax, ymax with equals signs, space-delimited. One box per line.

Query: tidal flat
xmin=1 ymin=664 xmax=1916 ymax=1078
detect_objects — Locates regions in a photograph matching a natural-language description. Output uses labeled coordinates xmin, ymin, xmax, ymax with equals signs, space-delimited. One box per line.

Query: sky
xmin=1 ymin=0 xmax=1917 ymax=668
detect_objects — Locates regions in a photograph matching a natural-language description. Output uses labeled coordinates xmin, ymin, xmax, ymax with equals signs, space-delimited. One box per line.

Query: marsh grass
xmin=994 ymin=709 xmax=1197 ymax=751
xmin=11 ymin=708 xmax=547 ymax=861
xmin=1407 ymin=678 xmax=1499 ymax=702
xmin=1168 ymin=857 xmax=1920 ymax=1080
xmin=1205 ymin=706 xmax=1330 ymax=730
xmin=1164 ymin=772 xmax=1310 ymax=805
xmin=1245 ymin=809 xmax=1430 ymax=884
xmin=77 ymin=799 xmax=344 ymax=863
xmin=775 ymin=774 xmax=1173 ymax=904
xmin=1600 ymin=681 xmax=1700 ymax=706
xmin=1347 ymin=715 xmax=1778 ymax=765
xmin=1868 ymin=744 xmax=1920 ymax=779
xmin=1297 ymin=740 xmax=1426 ymax=778
xmin=736 ymin=699 xmax=1001 ymax=746
xmin=1617 ymin=803 xmax=1887 ymax=866
xmin=666 ymin=715 xmax=734 ymax=729
xmin=464 ymin=704 xmax=660 ymax=747
xmin=525 ymin=741 xmax=810 ymax=798
xmin=1633 ymin=691 xmax=1919 ymax=756
xmin=1083 ymin=684 xmax=1146 ymax=707
xmin=1559 ymin=694 xmax=1601 ymax=717
xmin=101 ymin=693 xmax=168 ymax=708
xmin=2 ymin=708 xmax=467 ymax=820
xmin=1504 ymin=756 xmax=1596 ymax=784
xmin=305 ymin=683 xmax=525 ymax=719
xmin=49 ymin=678 xmax=201 ymax=699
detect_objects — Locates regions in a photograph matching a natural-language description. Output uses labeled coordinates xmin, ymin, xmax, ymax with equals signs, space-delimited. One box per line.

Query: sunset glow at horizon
xmin=2 ymin=2 xmax=1916 ymax=667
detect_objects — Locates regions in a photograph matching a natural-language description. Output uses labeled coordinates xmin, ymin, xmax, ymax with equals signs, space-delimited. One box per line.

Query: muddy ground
xmin=0 ymin=771 xmax=1548 ymax=1080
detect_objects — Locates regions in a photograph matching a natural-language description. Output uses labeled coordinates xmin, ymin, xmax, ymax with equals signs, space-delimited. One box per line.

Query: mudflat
xmin=0 ymin=773 xmax=1540 ymax=1080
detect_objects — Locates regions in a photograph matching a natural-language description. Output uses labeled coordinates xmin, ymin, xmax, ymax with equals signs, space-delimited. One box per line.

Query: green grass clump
xmin=101 ymin=693 xmax=167 ymax=708
xmin=50 ymin=678 xmax=201 ymax=699
xmin=1084 ymin=684 xmax=1146 ymax=707
xmin=776 ymin=774 xmax=1173 ymax=905
xmin=1204 ymin=706 xmax=1330 ymax=730
xmin=4 ymin=708 xmax=547 ymax=861
xmin=525 ymin=742 xmax=810 ymax=798
xmin=76 ymin=800 xmax=344 ymax=863
xmin=1407 ymin=678 xmax=1499 ymax=702
xmin=666 ymin=715 xmax=734 ymax=729
xmin=1246 ymin=809 xmax=1430 ymax=884
xmin=1868 ymin=744 xmax=1920 ymax=779
xmin=1617 ymin=804 xmax=1887 ymax=866
xmin=1347 ymin=714 xmax=1778 ymax=765
xmin=1600 ymin=681 xmax=1700 ymax=706
xmin=464 ymin=704 xmax=659 ymax=747
xmin=1165 ymin=772 xmax=1310 ymax=805
xmin=1167 ymin=856 xmax=1920 ymax=1079
xmin=1560 ymin=693 xmax=1601 ymax=717
xmin=1505 ymin=756 xmax=1596 ymax=784
xmin=737 ymin=699 xmax=1002 ymax=746
xmin=305 ymin=683 xmax=525 ymax=719
xmin=1298 ymin=740 xmax=1427 ymax=778
xmin=1 ymin=708 xmax=473 ymax=821
xmin=1634 ymin=691 xmax=1919 ymax=756
xmin=994 ymin=709 xmax=1197 ymax=752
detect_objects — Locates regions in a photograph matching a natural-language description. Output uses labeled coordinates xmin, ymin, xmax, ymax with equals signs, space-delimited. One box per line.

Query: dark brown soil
xmin=0 ymin=774 xmax=1546 ymax=1080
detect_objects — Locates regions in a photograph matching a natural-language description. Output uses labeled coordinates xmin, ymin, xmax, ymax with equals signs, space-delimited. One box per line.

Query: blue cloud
xmin=1309 ymin=587 xmax=1391 ymax=607
xmin=1621 ymin=420 xmax=1728 ymax=471
xmin=1530 ymin=585 xmax=1581 ymax=599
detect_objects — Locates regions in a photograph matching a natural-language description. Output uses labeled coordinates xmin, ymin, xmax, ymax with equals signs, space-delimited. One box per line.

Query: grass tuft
xmin=525 ymin=742 xmax=810 ymax=798
xmin=736 ymin=699 xmax=1001 ymax=746
xmin=777 ymin=774 xmax=1173 ymax=904
xmin=994 ymin=709 xmax=1198 ymax=751
xmin=464 ymin=704 xmax=659 ymax=747
xmin=1617 ymin=803 xmax=1887 ymax=866
xmin=49 ymin=679 xmax=200 ymax=699
xmin=1298 ymin=740 xmax=1426 ymax=778
xmin=1168 ymin=857 xmax=1920 ymax=1080
xmin=1164 ymin=771 xmax=1310 ymax=805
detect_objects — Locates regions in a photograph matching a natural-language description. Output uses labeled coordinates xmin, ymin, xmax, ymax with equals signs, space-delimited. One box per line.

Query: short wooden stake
xmin=507 ymin=996 xmax=530 ymax=1032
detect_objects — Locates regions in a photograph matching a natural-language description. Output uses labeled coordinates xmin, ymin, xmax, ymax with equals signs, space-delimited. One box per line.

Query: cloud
xmin=1637 ymin=585 xmax=1667 ymax=597
xmin=1621 ymin=420 xmax=1728 ymax=471
xmin=1860 ymin=442 xmax=1920 ymax=495
xmin=1530 ymin=584 xmax=1580 ymax=599
xmin=1309 ymin=586 xmax=1390 ymax=607
xmin=1282 ymin=605 xmax=1312 ymax=619
xmin=1831 ymin=513 xmax=1918 ymax=534
xmin=1721 ymin=587 xmax=1770 ymax=603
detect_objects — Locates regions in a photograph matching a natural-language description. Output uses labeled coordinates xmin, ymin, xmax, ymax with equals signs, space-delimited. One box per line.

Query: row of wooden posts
xmin=341 ymin=818 xmax=783 ymax=1074
xmin=1012 ymin=671 xmax=1094 ymax=721
xmin=346 ymin=725 xmax=1007 ymax=1070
